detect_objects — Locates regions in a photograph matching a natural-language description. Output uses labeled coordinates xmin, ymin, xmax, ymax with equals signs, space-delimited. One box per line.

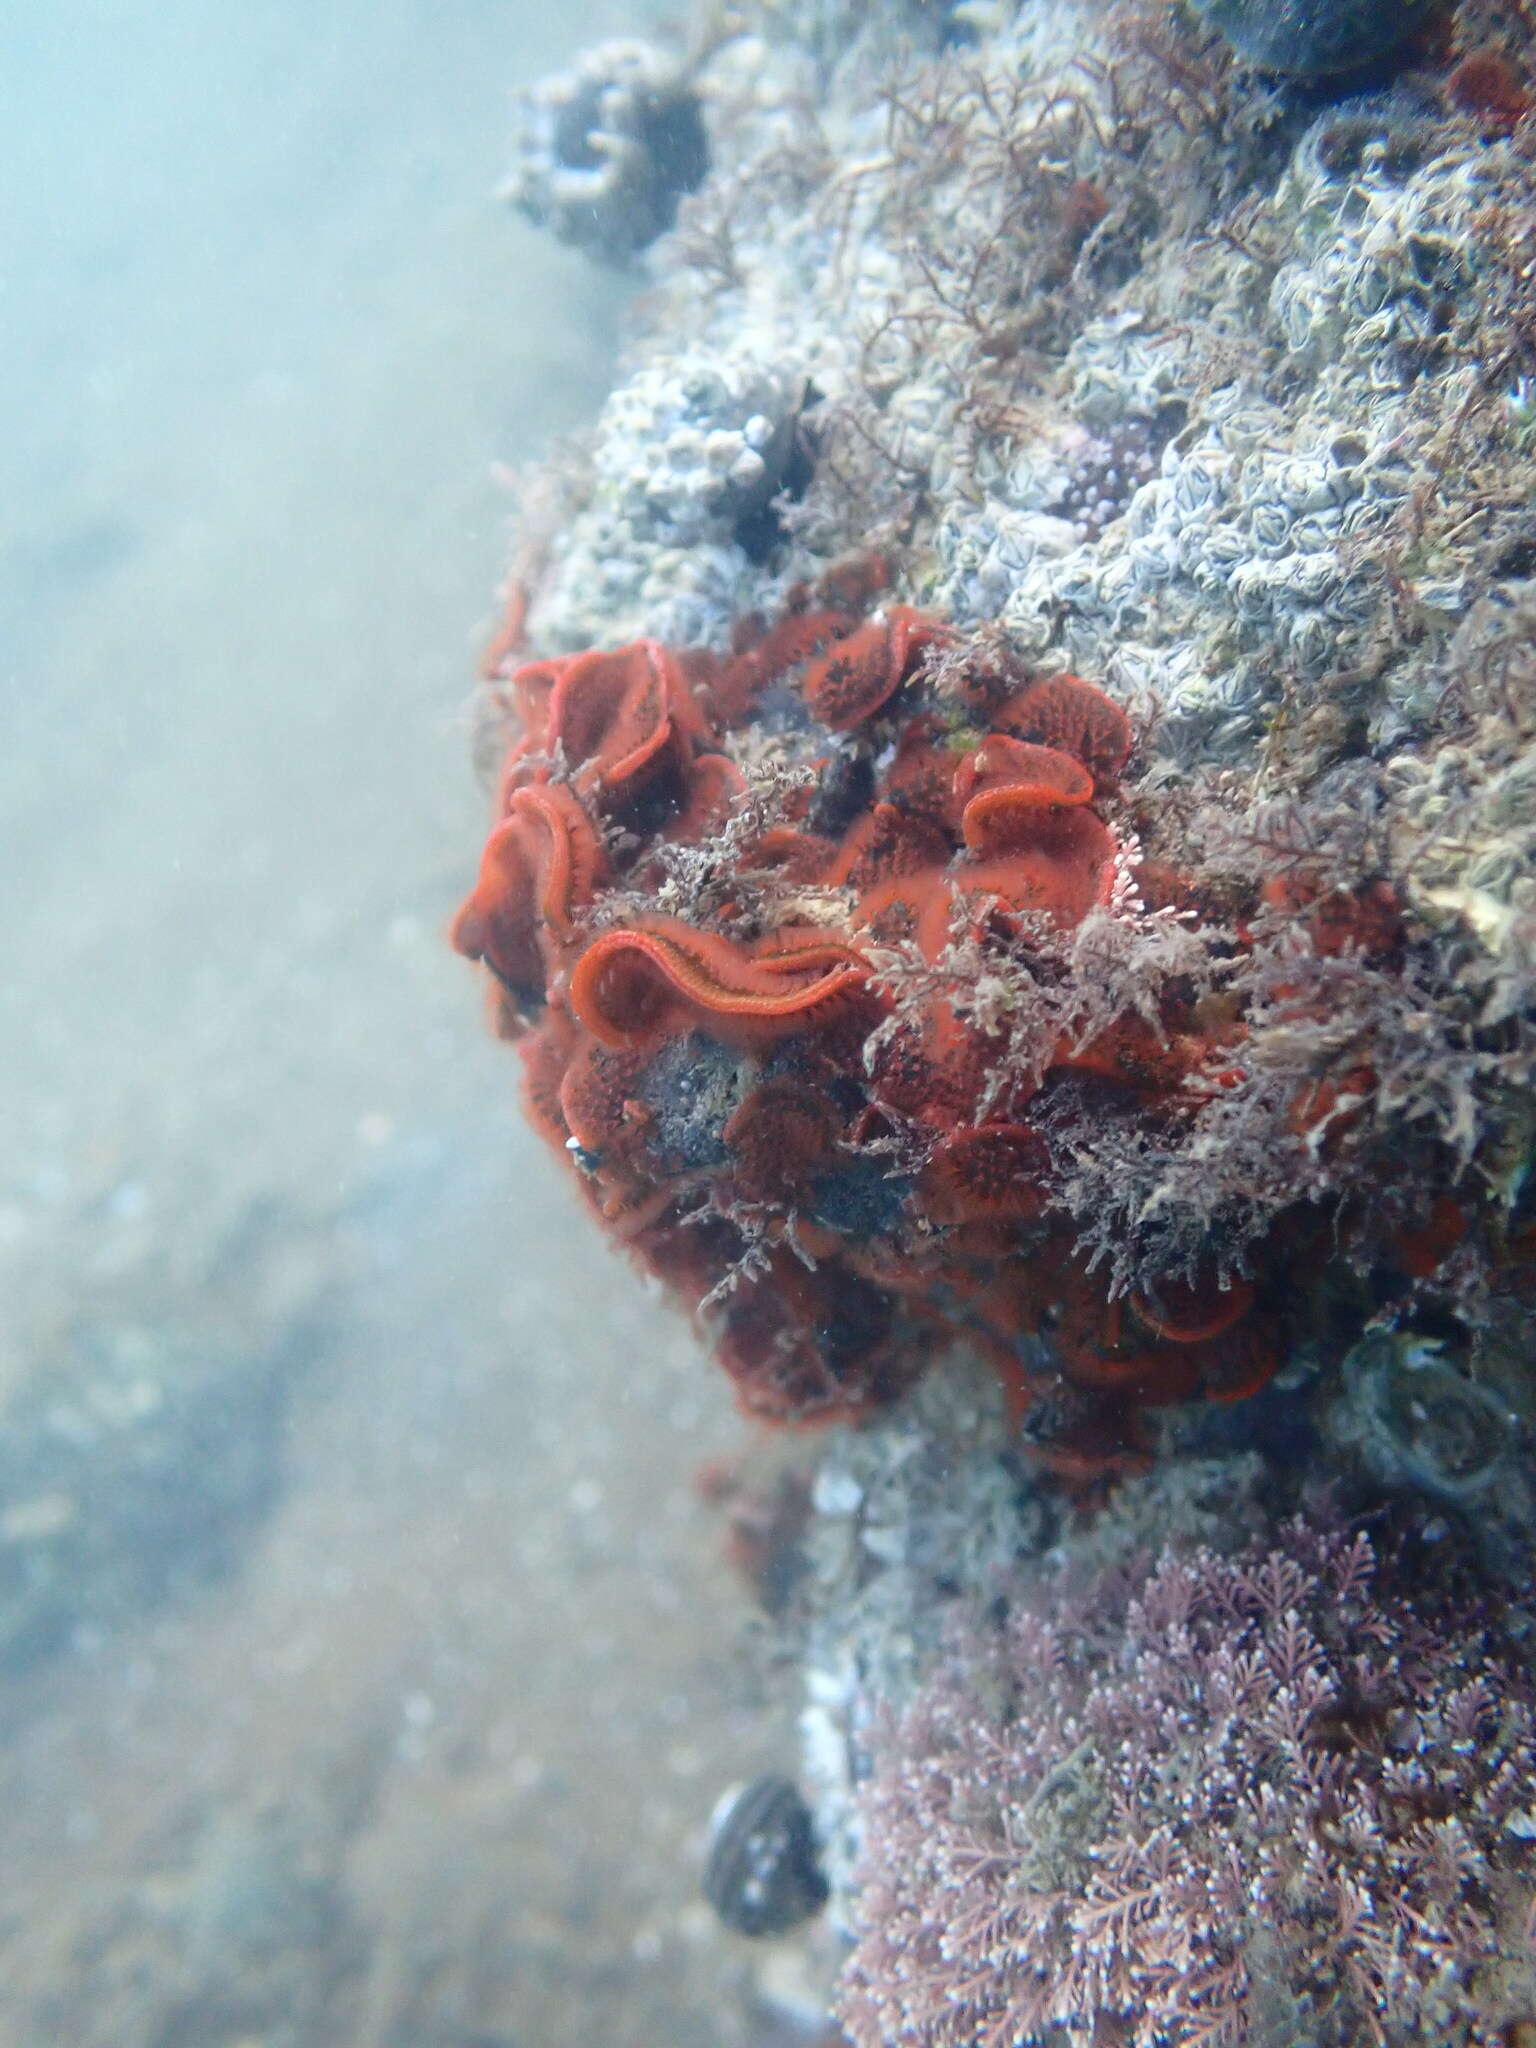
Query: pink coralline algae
xmin=839 ymin=1519 xmax=1536 ymax=2048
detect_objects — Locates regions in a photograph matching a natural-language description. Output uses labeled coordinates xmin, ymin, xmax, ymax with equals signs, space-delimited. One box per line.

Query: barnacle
xmin=1337 ymin=1330 xmax=1523 ymax=1505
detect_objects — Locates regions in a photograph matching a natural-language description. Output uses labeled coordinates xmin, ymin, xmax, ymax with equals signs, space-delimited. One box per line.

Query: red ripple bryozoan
xmin=453 ymin=577 xmax=1309 ymax=1480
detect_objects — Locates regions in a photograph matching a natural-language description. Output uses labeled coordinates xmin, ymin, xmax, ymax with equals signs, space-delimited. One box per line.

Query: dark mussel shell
xmin=702 ymin=1774 xmax=828 ymax=1937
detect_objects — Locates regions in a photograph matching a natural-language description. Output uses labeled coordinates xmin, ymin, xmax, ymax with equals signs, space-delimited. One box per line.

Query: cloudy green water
xmin=0 ymin=6 xmax=792 ymax=2042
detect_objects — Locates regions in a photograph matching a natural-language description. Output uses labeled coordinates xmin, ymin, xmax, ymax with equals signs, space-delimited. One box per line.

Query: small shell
xmin=1342 ymin=1332 xmax=1519 ymax=1503
xmin=1248 ymin=501 xmax=1294 ymax=555
xmin=1285 ymin=607 xmax=1337 ymax=673
xmin=1170 ymin=447 xmax=1233 ymax=518
xmin=1127 ymin=533 xmax=1177 ymax=586
xmin=702 ymin=1774 xmax=828 ymax=1937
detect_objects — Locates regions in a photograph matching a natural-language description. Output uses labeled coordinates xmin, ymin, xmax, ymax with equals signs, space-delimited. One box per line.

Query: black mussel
xmin=702 ymin=1774 xmax=828 ymax=1937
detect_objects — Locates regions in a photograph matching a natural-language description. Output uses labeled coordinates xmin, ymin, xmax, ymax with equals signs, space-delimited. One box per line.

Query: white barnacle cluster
xmin=528 ymin=344 xmax=811 ymax=651
xmin=1272 ymin=105 xmax=1490 ymax=377
xmin=501 ymin=38 xmax=708 ymax=265
xmin=932 ymin=360 xmax=1337 ymax=755
xmin=923 ymin=85 xmax=1531 ymax=757
xmin=532 ymin=521 xmax=758 ymax=656
xmin=508 ymin=0 xmax=1535 ymax=754
xmin=1140 ymin=406 xmax=1389 ymax=681
xmin=597 ymin=347 xmax=803 ymax=545
xmin=1261 ymin=115 xmax=1510 ymax=708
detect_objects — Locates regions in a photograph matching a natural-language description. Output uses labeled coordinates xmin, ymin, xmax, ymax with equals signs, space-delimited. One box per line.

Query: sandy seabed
xmin=0 ymin=4 xmax=796 ymax=2041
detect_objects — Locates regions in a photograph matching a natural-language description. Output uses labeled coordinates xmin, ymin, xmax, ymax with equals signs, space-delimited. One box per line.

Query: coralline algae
xmin=840 ymin=1507 xmax=1536 ymax=2047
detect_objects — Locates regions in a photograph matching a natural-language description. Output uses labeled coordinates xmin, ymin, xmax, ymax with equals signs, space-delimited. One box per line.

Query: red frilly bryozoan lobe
xmin=452 ymin=581 xmax=1283 ymax=1475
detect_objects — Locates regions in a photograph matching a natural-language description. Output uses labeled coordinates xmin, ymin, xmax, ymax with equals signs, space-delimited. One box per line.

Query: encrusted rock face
xmin=469 ymin=0 xmax=1536 ymax=1485
xmin=463 ymin=4 xmax=1536 ymax=2035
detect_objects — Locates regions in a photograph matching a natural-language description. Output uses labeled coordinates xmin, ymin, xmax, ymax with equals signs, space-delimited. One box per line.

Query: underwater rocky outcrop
xmin=459 ymin=0 xmax=1536 ymax=2035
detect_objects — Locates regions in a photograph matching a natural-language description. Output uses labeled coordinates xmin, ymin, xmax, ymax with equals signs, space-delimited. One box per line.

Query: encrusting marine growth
xmin=451 ymin=564 xmax=1512 ymax=1485
xmin=457 ymin=0 xmax=1536 ymax=2033
xmin=839 ymin=1513 xmax=1536 ymax=2047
